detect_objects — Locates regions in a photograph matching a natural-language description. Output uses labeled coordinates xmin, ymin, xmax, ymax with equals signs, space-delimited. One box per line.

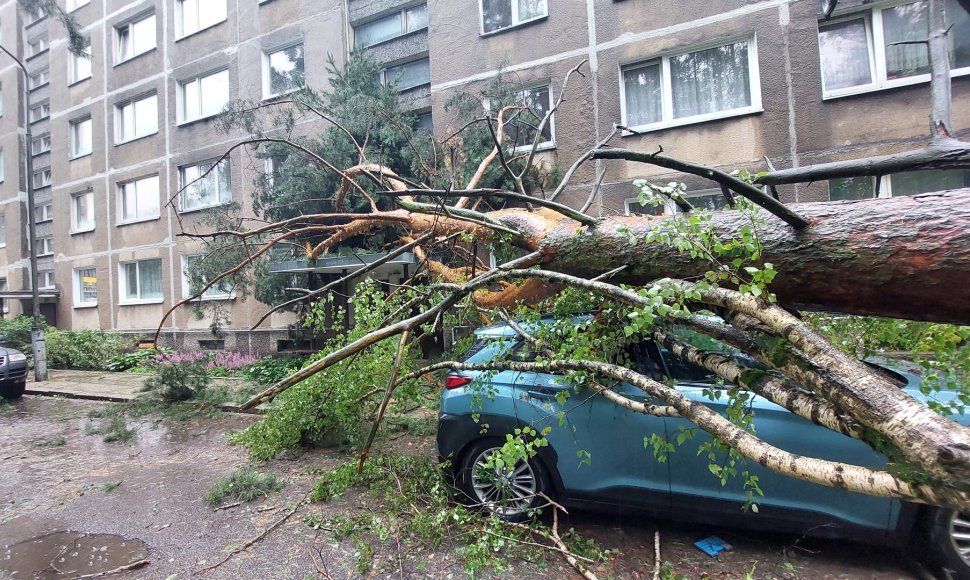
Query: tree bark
xmin=468 ymin=189 xmax=970 ymax=324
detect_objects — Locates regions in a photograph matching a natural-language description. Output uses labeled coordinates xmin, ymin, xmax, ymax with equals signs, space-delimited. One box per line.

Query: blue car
xmin=437 ymin=319 xmax=970 ymax=577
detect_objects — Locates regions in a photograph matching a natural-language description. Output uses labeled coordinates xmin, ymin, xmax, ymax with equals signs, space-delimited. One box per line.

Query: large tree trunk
xmin=464 ymin=189 xmax=970 ymax=324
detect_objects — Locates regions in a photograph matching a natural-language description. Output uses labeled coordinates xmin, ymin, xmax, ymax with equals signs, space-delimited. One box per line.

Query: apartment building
xmin=0 ymin=0 xmax=430 ymax=352
xmin=427 ymin=0 xmax=970 ymax=214
xmin=0 ymin=0 xmax=966 ymax=351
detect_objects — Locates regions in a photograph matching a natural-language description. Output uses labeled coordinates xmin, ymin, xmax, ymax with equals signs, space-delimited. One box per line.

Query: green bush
xmin=45 ymin=329 xmax=132 ymax=371
xmin=242 ymin=355 xmax=310 ymax=385
xmin=107 ymin=347 xmax=170 ymax=372
xmin=0 ymin=316 xmax=38 ymax=354
xmin=142 ymin=361 xmax=211 ymax=402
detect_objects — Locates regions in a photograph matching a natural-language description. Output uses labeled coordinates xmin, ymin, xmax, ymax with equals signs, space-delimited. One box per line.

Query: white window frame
xmin=37 ymin=203 xmax=53 ymax=223
xmin=67 ymin=0 xmax=90 ymax=11
xmin=29 ymin=102 xmax=50 ymax=123
xmin=177 ymin=68 xmax=230 ymax=124
xmin=119 ymin=258 xmax=163 ymax=304
xmin=37 ymin=237 xmax=53 ymax=257
xmin=72 ymin=190 xmax=96 ymax=233
xmin=33 ymin=168 xmax=52 ymax=188
xmin=262 ymin=42 xmax=305 ymax=99
xmin=175 ymin=0 xmax=228 ymax=39
xmin=70 ymin=116 xmax=93 ymax=158
xmin=831 ymin=171 xmax=970 ymax=199
xmin=479 ymin=0 xmax=548 ymax=35
xmin=619 ymin=36 xmax=763 ymax=134
xmin=115 ymin=12 xmax=157 ymax=64
xmin=178 ymin=158 xmax=232 ymax=212
xmin=818 ymin=0 xmax=970 ymax=99
xmin=27 ymin=7 xmax=46 ymax=24
xmin=73 ymin=267 xmax=98 ymax=307
xmin=27 ymin=36 xmax=48 ymax=58
xmin=117 ymin=174 xmax=160 ymax=224
xmin=28 ymin=68 xmax=49 ymax=90
xmin=498 ymin=84 xmax=555 ymax=152
xmin=0 ymin=214 xmax=5 ymax=247
xmin=114 ymin=93 xmax=158 ymax=144
xmin=70 ymin=41 xmax=92 ymax=84
xmin=354 ymin=4 xmax=428 ymax=48
xmin=31 ymin=133 xmax=51 ymax=155
xmin=0 ymin=151 xmax=4 ymax=183
xmin=0 ymin=279 xmax=8 ymax=314
xmin=182 ymin=254 xmax=233 ymax=300
xmin=39 ymin=271 xmax=55 ymax=290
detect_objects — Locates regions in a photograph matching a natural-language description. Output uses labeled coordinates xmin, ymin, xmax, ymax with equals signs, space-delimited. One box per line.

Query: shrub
xmin=0 ymin=316 xmax=38 ymax=354
xmin=242 ymin=355 xmax=310 ymax=385
xmin=45 ymin=329 xmax=131 ymax=371
xmin=142 ymin=361 xmax=211 ymax=402
xmin=106 ymin=347 xmax=171 ymax=372
xmin=202 ymin=467 xmax=285 ymax=505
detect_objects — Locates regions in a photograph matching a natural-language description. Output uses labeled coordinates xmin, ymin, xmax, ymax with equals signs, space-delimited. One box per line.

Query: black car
xmin=0 ymin=339 xmax=29 ymax=399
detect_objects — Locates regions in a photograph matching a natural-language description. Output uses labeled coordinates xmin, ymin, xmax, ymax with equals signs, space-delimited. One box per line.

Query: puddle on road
xmin=0 ymin=530 xmax=148 ymax=579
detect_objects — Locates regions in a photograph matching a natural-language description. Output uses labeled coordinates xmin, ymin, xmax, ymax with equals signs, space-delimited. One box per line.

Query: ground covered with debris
xmin=0 ymin=396 xmax=924 ymax=579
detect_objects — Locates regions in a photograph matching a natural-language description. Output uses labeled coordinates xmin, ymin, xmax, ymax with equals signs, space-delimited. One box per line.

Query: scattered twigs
xmin=72 ymin=559 xmax=151 ymax=579
xmin=213 ymin=501 xmax=242 ymax=512
xmin=591 ymin=148 xmax=810 ymax=229
xmin=550 ymin=506 xmax=600 ymax=580
xmin=195 ymin=489 xmax=313 ymax=576
xmin=307 ymin=545 xmax=335 ymax=580
xmin=550 ymin=124 xmax=621 ymax=203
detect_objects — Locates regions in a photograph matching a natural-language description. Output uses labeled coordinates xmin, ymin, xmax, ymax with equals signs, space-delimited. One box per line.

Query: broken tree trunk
xmin=446 ymin=189 xmax=970 ymax=324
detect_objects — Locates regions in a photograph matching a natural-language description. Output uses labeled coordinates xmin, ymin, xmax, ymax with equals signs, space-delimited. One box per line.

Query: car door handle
xmin=526 ymin=389 xmax=557 ymax=401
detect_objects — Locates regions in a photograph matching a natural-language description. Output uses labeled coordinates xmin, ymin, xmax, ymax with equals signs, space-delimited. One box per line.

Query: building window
xmin=29 ymin=102 xmax=50 ymax=122
xmin=37 ymin=203 xmax=53 ymax=223
xmin=67 ymin=0 xmax=90 ymax=11
xmin=818 ymin=0 xmax=970 ymax=98
xmin=502 ymin=85 xmax=554 ymax=150
xmin=118 ymin=175 xmax=160 ymax=223
xmin=120 ymin=258 xmax=163 ymax=303
xmin=178 ymin=69 xmax=229 ymax=123
xmin=829 ymin=169 xmax=970 ymax=200
xmin=0 ymin=215 xmax=5 ymax=247
xmin=70 ymin=117 xmax=93 ymax=158
xmin=481 ymin=0 xmax=546 ymax=34
xmin=416 ymin=112 xmax=433 ymax=134
xmin=354 ymin=4 xmax=428 ymax=48
xmin=621 ymin=37 xmax=761 ymax=132
xmin=0 ymin=279 xmax=8 ymax=314
xmin=116 ymin=13 xmax=156 ymax=63
xmin=74 ymin=267 xmax=97 ymax=306
xmin=72 ymin=190 xmax=95 ymax=232
xmin=27 ymin=37 xmax=48 ymax=57
xmin=179 ymin=159 xmax=231 ymax=211
xmin=381 ymin=57 xmax=431 ymax=91
xmin=176 ymin=0 xmax=227 ymax=38
xmin=33 ymin=169 xmax=52 ymax=188
xmin=31 ymin=133 xmax=51 ymax=155
xmin=263 ymin=43 xmax=304 ymax=98
xmin=70 ymin=41 xmax=92 ymax=84
xmin=28 ymin=68 xmax=49 ymax=90
xmin=37 ymin=237 xmax=53 ymax=256
xmin=115 ymin=93 xmax=158 ymax=143
xmin=39 ymin=271 xmax=55 ymax=289
xmin=0 ymin=151 xmax=4 ymax=183
xmin=27 ymin=7 xmax=46 ymax=24
xmin=183 ymin=254 xmax=232 ymax=299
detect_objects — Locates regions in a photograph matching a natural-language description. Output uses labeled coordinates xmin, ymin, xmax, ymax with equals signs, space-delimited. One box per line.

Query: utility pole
xmin=0 ymin=43 xmax=47 ymax=381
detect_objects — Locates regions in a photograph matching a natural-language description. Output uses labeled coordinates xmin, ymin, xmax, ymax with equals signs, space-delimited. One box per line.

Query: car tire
xmin=0 ymin=379 xmax=26 ymax=400
xmin=458 ymin=438 xmax=553 ymax=522
xmin=921 ymin=507 xmax=970 ymax=579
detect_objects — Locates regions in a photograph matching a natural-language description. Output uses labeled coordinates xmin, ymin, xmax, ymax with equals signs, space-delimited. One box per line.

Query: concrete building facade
xmin=0 ymin=0 xmax=967 ymax=351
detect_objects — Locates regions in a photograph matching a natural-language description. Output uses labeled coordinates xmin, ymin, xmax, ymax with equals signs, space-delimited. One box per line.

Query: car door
xmin=511 ymin=341 xmax=672 ymax=509
xmin=657 ymin=335 xmax=894 ymax=530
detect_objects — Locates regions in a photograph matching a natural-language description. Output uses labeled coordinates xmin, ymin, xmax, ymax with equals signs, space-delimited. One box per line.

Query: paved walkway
xmin=25 ymin=369 xmax=260 ymax=412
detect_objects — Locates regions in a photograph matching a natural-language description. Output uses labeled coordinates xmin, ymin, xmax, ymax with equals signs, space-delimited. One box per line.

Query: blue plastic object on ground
xmin=694 ymin=536 xmax=733 ymax=557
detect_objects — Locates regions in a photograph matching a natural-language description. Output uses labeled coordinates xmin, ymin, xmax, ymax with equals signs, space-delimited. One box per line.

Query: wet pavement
xmin=0 ymin=396 xmax=346 ymax=579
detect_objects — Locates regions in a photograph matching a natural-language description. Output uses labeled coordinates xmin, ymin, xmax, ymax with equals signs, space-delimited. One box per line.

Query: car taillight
xmin=445 ymin=373 xmax=473 ymax=389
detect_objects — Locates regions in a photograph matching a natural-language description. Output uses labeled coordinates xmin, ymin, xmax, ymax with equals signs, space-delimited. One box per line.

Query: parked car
xmin=437 ymin=318 xmax=970 ymax=577
xmin=0 ymin=335 xmax=29 ymax=400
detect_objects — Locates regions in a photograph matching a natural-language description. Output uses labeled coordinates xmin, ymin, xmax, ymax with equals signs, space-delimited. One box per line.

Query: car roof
xmin=473 ymin=314 xmax=589 ymax=339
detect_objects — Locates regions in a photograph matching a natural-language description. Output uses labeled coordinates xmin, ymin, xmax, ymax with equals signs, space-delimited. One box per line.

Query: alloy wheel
xmin=470 ymin=448 xmax=538 ymax=517
xmin=948 ymin=511 xmax=970 ymax=565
